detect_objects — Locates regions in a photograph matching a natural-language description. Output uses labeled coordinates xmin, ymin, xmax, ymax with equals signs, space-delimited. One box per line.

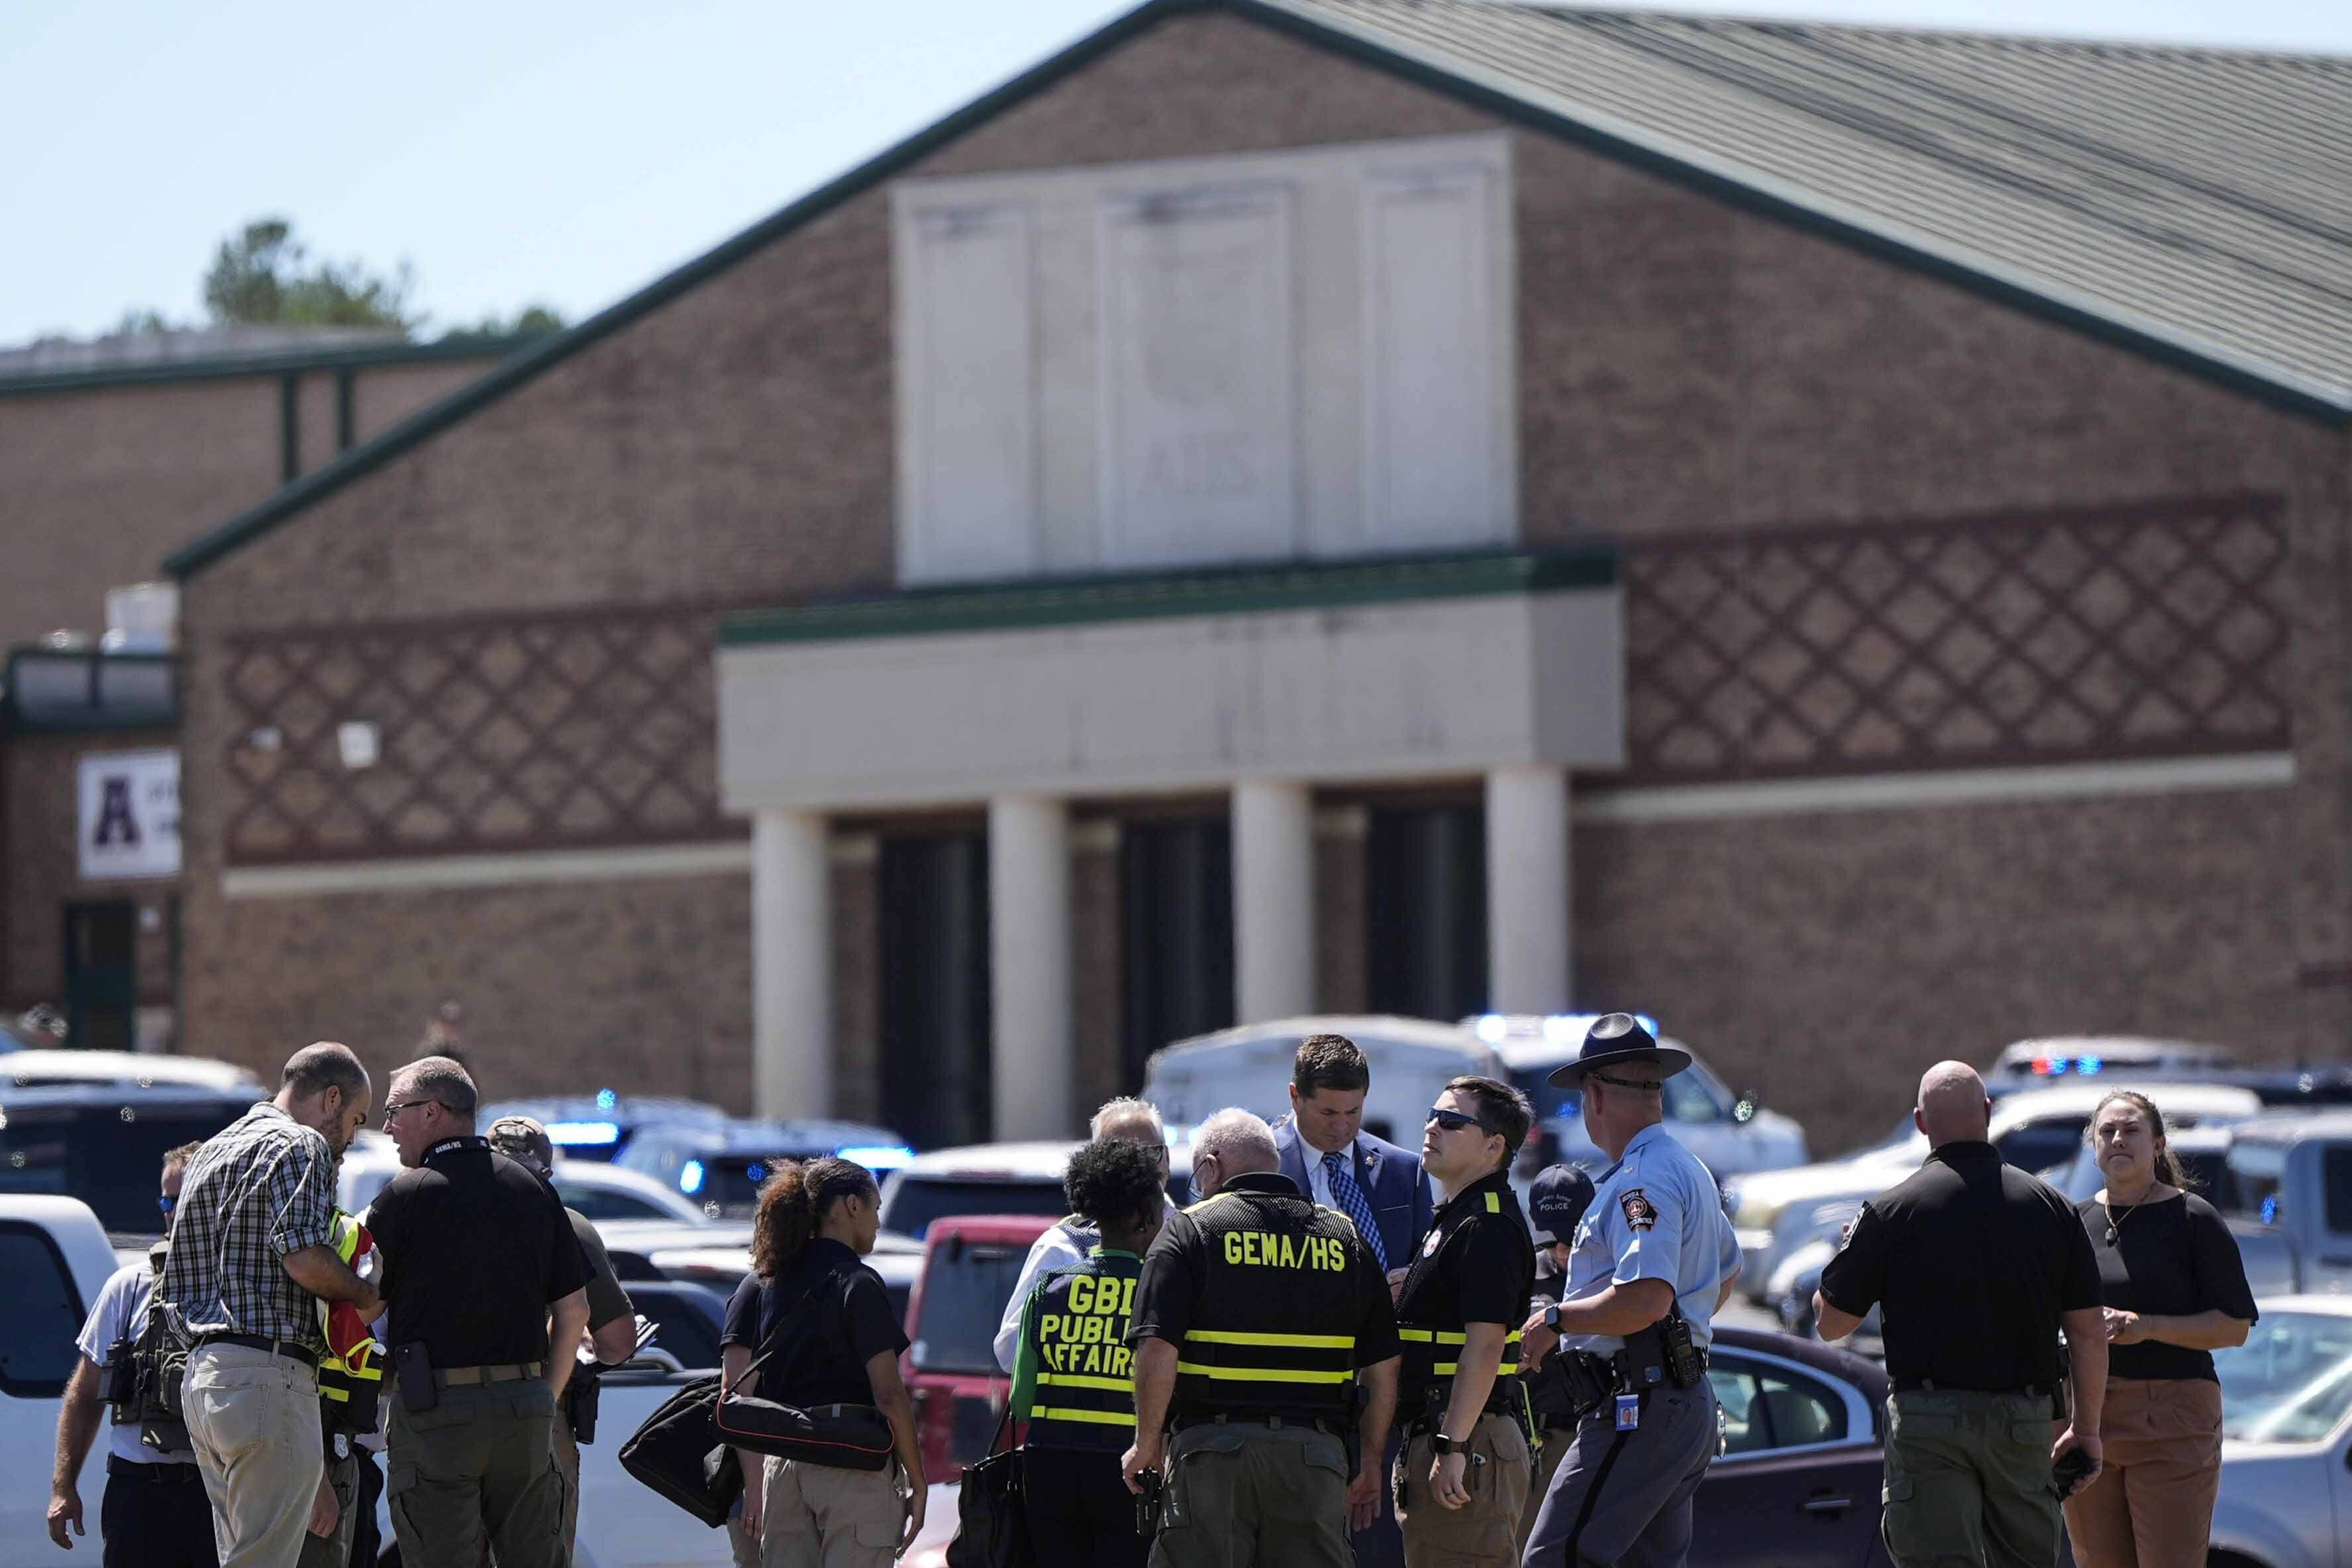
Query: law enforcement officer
xmin=1388 ymin=1075 xmax=1537 ymax=1567
xmin=156 ymin=1042 xmax=381 ymax=1568
xmin=1517 ymin=1015 xmax=1741 ymax=1568
xmin=1815 ymin=1060 xmax=2107 ymax=1568
xmin=365 ymin=1057 xmax=590 ymax=1568
xmin=1007 ymin=1138 xmax=1166 ymax=1567
xmin=1122 ymin=1108 xmax=1401 ymax=1568
xmin=1515 ymin=1163 xmax=1598 ymax=1560
xmin=487 ymin=1114 xmax=641 ymax=1565
xmin=49 ymin=1143 xmax=217 ymax=1568
xmin=994 ymin=1097 xmax=1176 ymax=1374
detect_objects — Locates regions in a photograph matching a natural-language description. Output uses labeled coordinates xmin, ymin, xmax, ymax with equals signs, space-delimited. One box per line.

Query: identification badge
xmin=1615 ymin=1394 xmax=1641 ymax=1432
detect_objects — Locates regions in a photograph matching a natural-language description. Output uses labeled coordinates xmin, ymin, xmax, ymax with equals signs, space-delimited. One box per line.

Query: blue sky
xmin=3 ymin=0 xmax=2345 ymax=348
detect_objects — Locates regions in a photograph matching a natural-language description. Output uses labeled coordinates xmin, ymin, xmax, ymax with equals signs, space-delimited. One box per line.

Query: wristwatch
xmin=1430 ymin=1432 xmax=1462 ymax=1455
xmin=1543 ymin=1304 xmax=1561 ymax=1332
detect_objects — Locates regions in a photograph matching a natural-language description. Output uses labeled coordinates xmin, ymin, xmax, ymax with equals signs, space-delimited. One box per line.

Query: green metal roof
xmin=164 ymin=0 xmax=2352 ymax=583
xmin=719 ymin=548 xmax=1614 ymax=647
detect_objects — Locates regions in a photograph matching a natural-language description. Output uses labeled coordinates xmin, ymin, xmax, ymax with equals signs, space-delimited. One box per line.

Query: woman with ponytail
xmin=2062 ymin=1091 xmax=2255 ymax=1568
xmin=719 ymin=1158 xmax=925 ymax=1565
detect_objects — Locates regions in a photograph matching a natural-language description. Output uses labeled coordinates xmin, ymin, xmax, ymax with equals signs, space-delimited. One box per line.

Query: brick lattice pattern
xmin=221 ymin=606 xmax=734 ymax=863
xmin=1621 ymin=495 xmax=2290 ymax=784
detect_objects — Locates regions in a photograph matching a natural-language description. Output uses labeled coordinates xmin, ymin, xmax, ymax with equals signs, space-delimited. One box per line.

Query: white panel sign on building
xmin=77 ymin=750 xmax=180 ymax=881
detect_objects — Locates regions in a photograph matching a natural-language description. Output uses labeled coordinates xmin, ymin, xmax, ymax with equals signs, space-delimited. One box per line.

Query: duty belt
xmin=193 ymin=1333 xmax=320 ymax=1369
xmin=434 ymin=1361 xmax=543 ymax=1387
xmin=1172 ymin=1411 xmax=1346 ymax=1436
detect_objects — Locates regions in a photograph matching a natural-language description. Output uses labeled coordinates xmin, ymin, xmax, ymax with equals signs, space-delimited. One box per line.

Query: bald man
xmin=1816 ymin=1063 xmax=2106 ymax=1568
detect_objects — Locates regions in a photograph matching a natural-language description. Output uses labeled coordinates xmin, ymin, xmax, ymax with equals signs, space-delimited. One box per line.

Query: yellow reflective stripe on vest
xmin=1029 ymin=1406 xmax=1137 ymax=1426
xmin=1399 ymin=1328 xmax=1521 ymax=1346
xmin=1176 ymin=1362 xmax=1354 ymax=1385
xmin=1187 ymin=1329 xmax=1355 ymax=1349
xmin=1036 ymin=1373 xmax=1130 ymax=1392
xmin=1430 ymin=1361 xmax=1521 ymax=1377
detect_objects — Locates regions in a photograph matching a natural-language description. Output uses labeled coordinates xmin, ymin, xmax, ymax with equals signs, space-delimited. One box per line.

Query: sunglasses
xmin=1426 ymin=1106 xmax=1498 ymax=1136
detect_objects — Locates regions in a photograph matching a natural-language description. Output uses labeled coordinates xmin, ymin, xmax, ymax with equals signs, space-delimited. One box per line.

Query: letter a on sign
xmin=77 ymin=751 xmax=179 ymax=880
xmin=93 ymin=777 xmax=140 ymax=846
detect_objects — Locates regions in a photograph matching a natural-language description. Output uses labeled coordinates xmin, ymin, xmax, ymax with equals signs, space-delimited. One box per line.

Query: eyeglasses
xmin=1427 ymin=1106 xmax=1498 ymax=1136
xmin=381 ymin=1099 xmax=439 ymax=1124
xmin=1587 ymin=1071 xmax=1664 ymax=1095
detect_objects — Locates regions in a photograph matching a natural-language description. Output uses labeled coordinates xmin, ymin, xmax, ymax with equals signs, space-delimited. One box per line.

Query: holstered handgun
xmin=1135 ymin=1469 xmax=1162 ymax=1537
xmin=566 ymin=1361 xmax=603 ymax=1445
xmin=1617 ymin=1304 xmax=1708 ymax=1393
xmin=394 ymin=1344 xmax=437 ymax=1412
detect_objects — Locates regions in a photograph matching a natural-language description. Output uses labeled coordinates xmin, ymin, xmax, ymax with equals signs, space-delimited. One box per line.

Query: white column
xmin=752 ymin=808 xmax=831 ymax=1120
xmin=1486 ymin=765 xmax=1571 ymax=1016
xmin=990 ymin=795 xmax=1073 ymax=1141
xmin=1233 ymin=778 xmax=1315 ymax=1022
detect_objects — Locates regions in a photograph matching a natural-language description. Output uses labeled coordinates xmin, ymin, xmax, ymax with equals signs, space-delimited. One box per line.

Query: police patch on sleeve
xmin=1619 ymin=1189 xmax=1659 ymax=1232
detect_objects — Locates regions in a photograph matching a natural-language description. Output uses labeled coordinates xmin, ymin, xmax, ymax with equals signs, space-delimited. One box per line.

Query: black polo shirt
xmin=721 ymin=1238 xmax=907 ymax=1409
xmin=2076 ymin=1191 xmax=2257 ymax=1383
xmin=1819 ymin=1140 xmax=2100 ymax=1390
xmin=1392 ymin=1167 xmax=1535 ymax=1410
xmin=367 ymin=1136 xmax=590 ymax=1369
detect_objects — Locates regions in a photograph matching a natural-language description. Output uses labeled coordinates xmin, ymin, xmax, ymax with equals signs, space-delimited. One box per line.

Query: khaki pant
xmin=386 ymin=1379 xmax=566 ymax=1568
xmin=184 ymin=1343 xmax=325 ymax=1568
xmin=1151 ymin=1420 xmax=1353 ymax=1568
xmin=294 ymin=1450 xmax=356 ymax=1568
xmin=2063 ymin=1378 xmax=2223 ymax=1568
xmin=1394 ymin=1412 xmax=1531 ymax=1568
xmin=1516 ymin=1426 xmax=1575 ymax=1560
xmin=1882 ymin=1389 xmax=2063 ymax=1568
xmin=756 ymin=1455 xmax=903 ymax=1568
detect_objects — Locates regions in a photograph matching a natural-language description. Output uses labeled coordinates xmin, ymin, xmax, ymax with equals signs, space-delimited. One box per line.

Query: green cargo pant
xmin=1150 ymin=1420 xmax=1353 ymax=1568
xmin=387 ymin=1380 xmax=567 ymax=1568
xmin=295 ymin=1449 xmax=357 ymax=1568
xmin=1882 ymin=1389 xmax=2063 ymax=1568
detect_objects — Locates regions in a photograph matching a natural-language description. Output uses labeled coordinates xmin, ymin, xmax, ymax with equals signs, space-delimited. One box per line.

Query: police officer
xmin=1515 ymin=1163 xmax=1598 ymax=1560
xmin=1815 ymin=1061 xmax=2106 ymax=1568
xmin=486 ymin=1114 xmax=641 ymax=1565
xmin=1517 ymin=1015 xmax=1741 ymax=1568
xmin=365 ymin=1057 xmax=590 ymax=1568
xmin=1123 ymin=1108 xmax=1400 ymax=1568
xmin=1389 ymin=1075 xmax=1537 ymax=1567
xmin=48 ymin=1144 xmax=217 ymax=1568
xmin=1007 ymin=1138 xmax=1166 ymax=1567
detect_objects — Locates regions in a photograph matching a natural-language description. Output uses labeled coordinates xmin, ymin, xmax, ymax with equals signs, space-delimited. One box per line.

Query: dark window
xmin=63 ymin=901 xmax=138 ymax=1053
xmin=0 ymin=1222 xmax=85 ymax=1397
xmin=1366 ymin=804 xmax=1486 ymax=1020
xmin=879 ymin=1179 xmax=1069 ymax=1242
xmin=1706 ymin=1357 xmax=1848 ymax=1455
xmin=2323 ymin=1148 xmax=2352 ymax=1235
xmin=0 ymin=1102 xmax=247 ymax=1232
xmin=879 ymin=831 xmax=992 ymax=1150
xmin=632 ymin=1286 xmax=724 ymax=1369
xmin=1121 ymin=818 xmax=1233 ymax=1085
xmin=909 ymin=1237 xmax=1031 ymax=1377
xmin=1995 ymin=1117 xmax=2089 ymax=1177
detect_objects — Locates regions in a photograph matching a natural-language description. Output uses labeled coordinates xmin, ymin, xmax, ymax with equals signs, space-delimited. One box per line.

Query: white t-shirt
xmin=75 ymin=1259 xmax=196 ymax=1466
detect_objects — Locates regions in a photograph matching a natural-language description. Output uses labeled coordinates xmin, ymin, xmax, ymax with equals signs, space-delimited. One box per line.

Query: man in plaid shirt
xmin=156 ymin=1042 xmax=380 ymax=1568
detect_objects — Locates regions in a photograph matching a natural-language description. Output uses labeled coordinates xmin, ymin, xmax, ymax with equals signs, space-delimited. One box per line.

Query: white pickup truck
xmin=0 ymin=1194 xmax=739 ymax=1568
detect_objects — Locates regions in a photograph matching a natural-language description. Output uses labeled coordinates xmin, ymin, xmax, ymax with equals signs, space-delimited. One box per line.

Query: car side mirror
xmin=1733 ymin=1091 xmax=1761 ymax=1125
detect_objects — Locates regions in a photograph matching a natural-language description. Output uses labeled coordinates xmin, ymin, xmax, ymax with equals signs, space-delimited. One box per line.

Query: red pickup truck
xmin=901 ymin=1213 xmax=1053 ymax=1485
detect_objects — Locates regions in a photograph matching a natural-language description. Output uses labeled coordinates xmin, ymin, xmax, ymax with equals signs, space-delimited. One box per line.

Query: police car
xmin=1990 ymin=1036 xmax=2237 ymax=1083
xmin=1477 ymin=1014 xmax=1810 ymax=1184
xmin=615 ymin=1116 xmax=914 ymax=1219
xmin=476 ymin=1091 xmax=734 ymax=1163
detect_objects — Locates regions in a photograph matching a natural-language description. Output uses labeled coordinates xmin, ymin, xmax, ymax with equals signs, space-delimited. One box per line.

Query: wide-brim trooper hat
xmin=1545 ymin=1012 xmax=1692 ymax=1089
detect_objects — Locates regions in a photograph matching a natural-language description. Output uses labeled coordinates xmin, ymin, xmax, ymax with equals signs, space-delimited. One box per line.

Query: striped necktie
xmin=1323 ymin=1150 xmax=1388 ymax=1271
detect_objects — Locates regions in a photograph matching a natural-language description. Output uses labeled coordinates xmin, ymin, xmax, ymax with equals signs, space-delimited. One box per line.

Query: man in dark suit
xmin=1271 ymin=1032 xmax=1435 ymax=1568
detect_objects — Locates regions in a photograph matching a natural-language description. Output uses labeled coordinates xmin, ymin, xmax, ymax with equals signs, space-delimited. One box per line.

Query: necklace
xmin=2101 ymin=1193 xmax=2145 ymax=1246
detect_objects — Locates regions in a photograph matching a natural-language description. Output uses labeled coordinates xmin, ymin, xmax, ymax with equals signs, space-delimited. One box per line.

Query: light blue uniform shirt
xmin=1560 ymin=1122 xmax=1739 ymax=1354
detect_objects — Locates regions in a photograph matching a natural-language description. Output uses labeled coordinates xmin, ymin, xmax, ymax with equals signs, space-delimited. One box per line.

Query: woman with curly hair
xmin=721 ymin=1157 xmax=924 ymax=1567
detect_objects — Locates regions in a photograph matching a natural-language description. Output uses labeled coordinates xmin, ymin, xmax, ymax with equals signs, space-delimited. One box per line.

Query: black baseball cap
xmin=1529 ymin=1163 xmax=1597 ymax=1246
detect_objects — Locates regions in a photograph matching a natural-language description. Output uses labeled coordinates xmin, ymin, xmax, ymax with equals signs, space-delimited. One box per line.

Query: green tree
xmin=437 ymin=303 xmax=566 ymax=342
xmin=202 ymin=217 xmax=417 ymax=333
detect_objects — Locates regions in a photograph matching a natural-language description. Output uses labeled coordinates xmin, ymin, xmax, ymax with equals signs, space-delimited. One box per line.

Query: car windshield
xmin=880 ymin=1177 xmax=1069 ymax=1240
xmin=910 ymin=1236 xmax=1032 ymax=1375
xmin=2217 ymin=1310 xmax=2352 ymax=1444
xmin=0 ymin=1102 xmax=247 ymax=1231
xmin=2230 ymin=1142 xmax=2288 ymax=1224
xmin=1994 ymin=1117 xmax=2088 ymax=1176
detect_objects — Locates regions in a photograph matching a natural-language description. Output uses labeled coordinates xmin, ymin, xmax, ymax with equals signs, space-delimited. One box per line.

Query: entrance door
xmin=1121 ymin=817 xmax=1234 ymax=1087
xmin=62 ymin=901 xmax=137 ymax=1052
xmin=1365 ymin=803 xmax=1487 ymax=1020
xmin=878 ymin=832 xmax=992 ymax=1150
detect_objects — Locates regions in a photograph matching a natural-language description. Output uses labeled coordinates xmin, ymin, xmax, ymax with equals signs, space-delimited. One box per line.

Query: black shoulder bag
xmin=711 ymin=1263 xmax=895 ymax=1471
xmin=946 ymin=1406 xmax=1033 ymax=1568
